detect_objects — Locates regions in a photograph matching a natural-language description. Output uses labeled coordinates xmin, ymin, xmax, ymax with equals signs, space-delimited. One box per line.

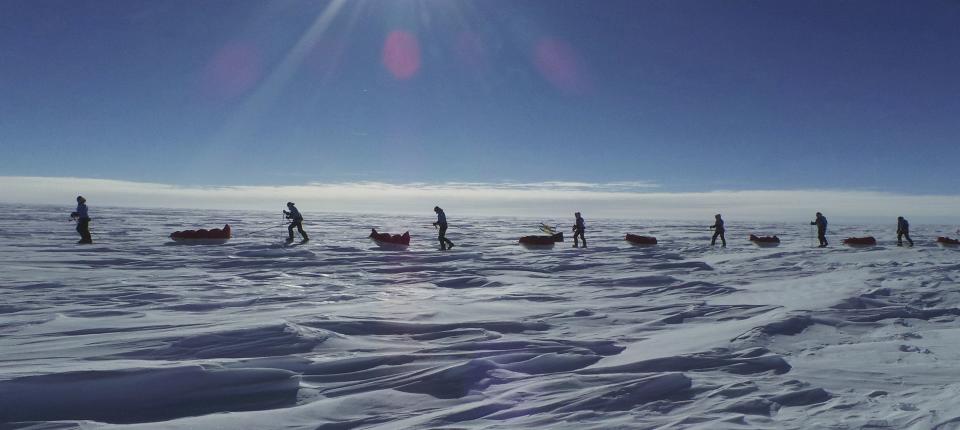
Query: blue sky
xmin=2 ymin=0 xmax=960 ymax=197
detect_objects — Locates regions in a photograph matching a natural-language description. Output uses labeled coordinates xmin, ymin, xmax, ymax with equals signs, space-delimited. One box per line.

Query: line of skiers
xmin=65 ymin=196 xmax=923 ymax=249
xmin=710 ymin=212 xmax=914 ymax=248
xmin=809 ymin=212 xmax=915 ymax=247
xmin=66 ymin=197 xmax=462 ymax=250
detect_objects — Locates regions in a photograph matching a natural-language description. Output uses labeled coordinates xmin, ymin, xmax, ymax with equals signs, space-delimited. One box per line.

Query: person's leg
xmin=711 ymin=231 xmax=719 ymax=246
xmin=438 ymin=224 xmax=448 ymax=250
xmin=297 ymin=221 xmax=308 ymax=240
xmin=441 ymin=225 xmax=453 ymax=248
xmin=581 ymin=231 xmax=587 ymax=248
xmin=720 ymin=231 xmax=726 ymax=247
xmin=906 ymin=232 xmax=913 ymax=246
xmin=897 ymin=232 xmax=903 ymax=246
xmin=79 ymin=219 xmax=92 ymax=243
xmin=287 ymin=222 xmax=295 ymax=241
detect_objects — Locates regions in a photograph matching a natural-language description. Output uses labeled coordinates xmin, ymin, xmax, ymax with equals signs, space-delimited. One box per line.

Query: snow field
xmin=2 ymin=205 xmax=960 ymax=429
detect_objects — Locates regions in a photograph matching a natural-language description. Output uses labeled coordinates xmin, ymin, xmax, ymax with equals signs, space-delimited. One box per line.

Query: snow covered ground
xmin=2 ymin=203 xmax=960 ymax=429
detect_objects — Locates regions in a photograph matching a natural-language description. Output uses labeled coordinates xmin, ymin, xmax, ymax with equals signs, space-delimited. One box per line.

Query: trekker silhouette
xmin=573 ymin=212 xmax=586 ymax=248
xmin=810 ymin=212 xmax=828 ymax=247
xmin=710 ymin=214 xmax=726 ymax=247
xmin=433 ymin=206 xmax=454 ymax=250
xmin=70 ymin=196 xmax=92 ymax=244
xmin=897 ymin=216 xmax=914 ymax=247
xmin=283 ymin=202 xmax=308 ymax=242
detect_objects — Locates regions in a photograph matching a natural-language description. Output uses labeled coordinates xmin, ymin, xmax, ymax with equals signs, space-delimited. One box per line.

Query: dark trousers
xmin=711 ymin=230 xmax=726 ymax=246
xmin=438 ymin=223 xmax=454 ymax=250
xmin=287 ymin=220 xmax=308 ymax=241
xmin=574 ymin=229 xmax=586 ymax=247
xmin=818 ymin=229 xmax=827 ymax=247
xmin=898 ymin=232 xmax=913 ymax=246
xmin=76 ymin=218 xmax=92 ymax=243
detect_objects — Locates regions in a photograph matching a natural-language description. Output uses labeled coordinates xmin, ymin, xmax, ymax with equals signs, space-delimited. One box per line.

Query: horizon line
xmin=2 ymin=175 xmax=960 ymax=223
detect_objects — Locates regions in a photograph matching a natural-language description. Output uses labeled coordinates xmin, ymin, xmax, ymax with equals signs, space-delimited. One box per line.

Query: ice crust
xmin=2 ymin=205 xmax=960 ymax=428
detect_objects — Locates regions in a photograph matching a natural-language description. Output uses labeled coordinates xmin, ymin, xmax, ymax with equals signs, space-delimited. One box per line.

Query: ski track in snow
xmin=2 ymin=204 xmax=960 ymax=429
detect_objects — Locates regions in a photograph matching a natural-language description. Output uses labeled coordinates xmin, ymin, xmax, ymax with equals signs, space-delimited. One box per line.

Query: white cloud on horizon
xmin=2 ymin=176 xmax=960 ymax=223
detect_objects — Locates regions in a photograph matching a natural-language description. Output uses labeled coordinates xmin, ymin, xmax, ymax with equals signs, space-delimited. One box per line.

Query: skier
xmin=573 ymin=212 xmax=586 ymax=248
xmin=283 ymin=202 xmax=308 ymax=243
xmin=433 ymin=206 xmax=454 ymax=250
xmin=710 ymin=214 xmax=726 ymax=247
xmin=897 ymin=216 xmax=914 ymax=247
xmin=70 ymin=195 xmax=92 ymax=244
xmin=810 ymin=212 xmax=828 ymax=247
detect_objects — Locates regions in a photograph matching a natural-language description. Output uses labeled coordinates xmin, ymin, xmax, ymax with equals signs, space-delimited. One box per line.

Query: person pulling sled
xmin=284 ymin=202 xmax=308 ymax=243
xmin=70 ymin=196 xmax=92 ymax=244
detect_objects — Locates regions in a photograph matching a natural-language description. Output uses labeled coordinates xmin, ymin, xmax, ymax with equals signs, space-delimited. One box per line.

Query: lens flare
xmin=533 ymin=37 xmax=587 ymax=95
xmin=201 ymin=42 xmax=262 ymax=100
xmin=382 ymin=30 xmax=421 ymax=80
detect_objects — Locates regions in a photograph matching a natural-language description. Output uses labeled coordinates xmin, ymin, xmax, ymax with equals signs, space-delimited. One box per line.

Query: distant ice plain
xmin=2 ymin=204 xmax=960 ymax=429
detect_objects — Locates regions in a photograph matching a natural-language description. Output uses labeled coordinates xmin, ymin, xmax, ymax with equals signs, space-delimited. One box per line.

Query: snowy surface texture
xmin=3 ymin=204 xmax=960 ymax=429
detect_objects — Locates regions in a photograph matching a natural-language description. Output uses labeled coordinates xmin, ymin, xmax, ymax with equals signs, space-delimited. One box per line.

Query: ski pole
xmin=247 ymin=224 xmax=284 ymax=235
